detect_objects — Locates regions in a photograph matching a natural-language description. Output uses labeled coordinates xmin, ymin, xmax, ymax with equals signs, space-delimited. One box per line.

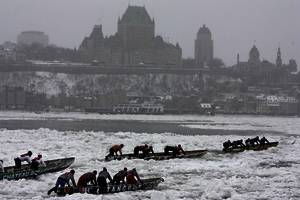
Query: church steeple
xmin=276 ymin=47 xmax=282 ymax=67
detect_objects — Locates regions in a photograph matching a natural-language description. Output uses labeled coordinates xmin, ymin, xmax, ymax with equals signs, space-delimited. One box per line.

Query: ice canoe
xmin=0 ymin=157 xmax=75 ymax=180
xmin=223 ymin=142 xmax=279 ymax=153
xmin=57 ymin=177 xmax=164 ymax=196
xmin=105 ymin=149 xmax=208 ymax=161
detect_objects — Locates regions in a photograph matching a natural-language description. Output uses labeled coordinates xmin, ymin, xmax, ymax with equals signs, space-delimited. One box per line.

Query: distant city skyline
xmin=0 ymin=0 xmax=299 ymax=65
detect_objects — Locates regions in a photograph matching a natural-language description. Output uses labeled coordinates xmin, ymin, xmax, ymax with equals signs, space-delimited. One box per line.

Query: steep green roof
xmin=119 ymin=6 xmax=153 ymax=25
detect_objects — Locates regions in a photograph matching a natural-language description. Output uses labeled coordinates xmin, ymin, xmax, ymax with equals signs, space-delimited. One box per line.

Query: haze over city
xmin=0 ymin=0 xmax=299 ymax=65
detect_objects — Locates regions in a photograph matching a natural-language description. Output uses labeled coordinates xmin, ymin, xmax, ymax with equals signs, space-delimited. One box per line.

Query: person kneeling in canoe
xmin=77 ymin=170 xmax=97 ymax=193
xmin=14 ymin=151 xmax=33 ymax=169
xmin=30 ymin=154 xmax=46 ymax=170
xmin=48 ymin=169 xmax=76 ymax=195
xmin=143 ymin=145 xmax=155 ymax=157
xmin=231 ymin=139 xmax=245 ymax=148
xmin=126 ymin=168 xmax=142 ymax=185
xmin=259 ymin=137 xmax=270 ymax=145
xmin=97 ymin=167 xmax=113 ymax=194
xmin=223 ymin=140 xmax=232 ymax=150
xmin=245 ymin=138 xmax=251 ymax=147
xmin=134 ymin=144 xmax=155 ymax=158
xmin=164 ymin=144 xmax=185 ymax=156
xmin=250 ymin=136 xmax=260 ymax=146
xmin=107 ymin=144 xmax=124 ymax=158
xmin=112 ymin=167 xmax=127 ymax=185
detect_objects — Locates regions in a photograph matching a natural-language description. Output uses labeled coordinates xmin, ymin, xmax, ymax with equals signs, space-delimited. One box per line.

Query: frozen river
xmin=0 ymin=111 xmax=299 ymax=200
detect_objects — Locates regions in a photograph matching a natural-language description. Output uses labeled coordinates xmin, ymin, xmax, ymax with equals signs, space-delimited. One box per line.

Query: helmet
xmin=103 ymin=167 xmax=107 ymax=171
xmin=93 ymin=170 xmax=97 ymax=175
xmin=28 ymin=151 xmax=32 ymax=156
xmin=70 ymin=169 xmax=75 ymax=174
xmin=178 ymin=144 xmax=182 ymax=148
xmin=124 ymin=167 xmax=127 ymax=171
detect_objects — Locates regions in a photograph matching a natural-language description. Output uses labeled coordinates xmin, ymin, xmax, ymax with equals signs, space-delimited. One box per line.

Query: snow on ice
xmin=0 ymin=112 xmax=299 ymax=199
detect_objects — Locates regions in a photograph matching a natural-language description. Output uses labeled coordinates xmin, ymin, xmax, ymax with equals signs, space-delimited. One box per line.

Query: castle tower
xmin=248 ymin=45 xmax=260 ymax=65
xmin=276 ymin=47 xmax=282 ymax=67
xmin=194 ymin=25 xmax=214 ymax=66
xmin=117 ymin=6 xmax=155 ymax=50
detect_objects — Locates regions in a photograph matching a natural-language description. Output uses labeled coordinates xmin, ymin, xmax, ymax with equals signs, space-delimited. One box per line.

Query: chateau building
xmin=79 ymin=6 xmax=182 ymax=66
xmin=194 ymin=25 xmax=213 ymax=66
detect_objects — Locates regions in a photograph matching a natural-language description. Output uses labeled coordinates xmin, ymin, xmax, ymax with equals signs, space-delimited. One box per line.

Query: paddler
xmin=107 ymin=144 xmax=124 ymax=157
xmin=223 ymin=140 xmax=232 ymax=150
xmin=97 ymin=167 xmax=113 ymax=194
xmin=112 ymin=167 xmax=127 ymax=185
xmin=259 ymin=136 xmax=270 ymax=145
xmin=164 ymin=144 xmax=185 ymax=156
xmin=126 ymin=168 xmax=142 ymax=185
xmin=30 ymin=154 xmax=46 ymax=170
xmin=142 ymin=145 xmax=155 ymax=157
xmin=47 ymin=169 xmax=76 ymax=195
xmin=245 ymin=138 xmax=251 ymax=147
xmin=77 ymin=170 xmax=97 ymax=192
xmin=14 ymin=151 xmax=33 ymax=169
xmin=231 ymin=139 xmax=245 ymax=148
xmin=250 ymin=136 xmax=260 ymax=146
xmin=134 ymin=144 xmax=155 ymax=157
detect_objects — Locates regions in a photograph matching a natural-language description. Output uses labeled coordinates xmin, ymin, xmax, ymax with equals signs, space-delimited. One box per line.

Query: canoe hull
xmin=0 ymin=157 xmax=75 ymax=181
xmin=105 ymin=150 xmax=208 ymax=161
xmin=57 ymin=177 xmax=164 ymax=196
xmin=223 ymin=142 xmax=278 ymax=153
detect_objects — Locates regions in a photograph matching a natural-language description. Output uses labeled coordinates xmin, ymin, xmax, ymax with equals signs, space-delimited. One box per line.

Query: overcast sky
xmin=0 ymin=0 xmax=299 ymax=65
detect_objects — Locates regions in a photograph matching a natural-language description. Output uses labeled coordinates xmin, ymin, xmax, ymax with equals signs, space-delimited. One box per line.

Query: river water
xmin=0 ymin=111 xmax=299 ymax=200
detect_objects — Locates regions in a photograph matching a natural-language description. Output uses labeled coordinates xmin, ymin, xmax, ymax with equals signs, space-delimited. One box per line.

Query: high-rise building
xmin=194 ymin=25 xmax=213 ymax=66
xmin=17 ymin=31 xmax=49 ymax=47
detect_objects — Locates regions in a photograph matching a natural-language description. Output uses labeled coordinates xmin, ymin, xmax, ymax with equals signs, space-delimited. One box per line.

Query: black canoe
xmin=104 ymin=150 xmax=208 ymax=161
xmin=0 ymin=157 xmax=75 ymax=181
xmin=57 ymin=177 xmax=164 ymax=196
xmin=222 ymin=142 xmax=279 ymax=153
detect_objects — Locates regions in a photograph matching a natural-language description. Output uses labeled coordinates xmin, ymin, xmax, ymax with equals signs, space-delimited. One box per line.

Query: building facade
xmin=79 ymin=6 xmax=182 ymax=66
xmin=17 ymin=31 xmax=49 ymax=47
xmin=194 ymin=25 xmax=213 ymax=66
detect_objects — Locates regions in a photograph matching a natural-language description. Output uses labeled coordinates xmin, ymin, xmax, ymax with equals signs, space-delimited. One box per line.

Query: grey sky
xmin=0 ymin=0 xmax=299 ymax=65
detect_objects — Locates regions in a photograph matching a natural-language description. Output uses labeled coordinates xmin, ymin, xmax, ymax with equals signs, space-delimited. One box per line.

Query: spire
xmin=237 ymin=53 xmax=240 ymax=65
xmin=276 ymin=47 xmax=282 ymax=67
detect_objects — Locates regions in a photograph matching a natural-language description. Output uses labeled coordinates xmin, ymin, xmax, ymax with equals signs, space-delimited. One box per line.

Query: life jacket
xmin=32 ymin=156 xmax=42 ymax=162
xmin=126 ymin=171 xmax=137 ymax=184
xmin=111 ymin=145 xmax=123 ymax=152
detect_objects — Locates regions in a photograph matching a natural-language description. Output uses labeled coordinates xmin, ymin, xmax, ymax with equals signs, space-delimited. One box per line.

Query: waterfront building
xmin=17 ymin=31 xmax=49 ymax=47
xmin=256 ymin=95 xmax=298 ymax=115
xmin=194 ymin=25 xmax=213 ymax=66
xmin=79 ymin=6 xmax=182 ymax=66
xmin=112 ymin=103 xmax=164 ymax=114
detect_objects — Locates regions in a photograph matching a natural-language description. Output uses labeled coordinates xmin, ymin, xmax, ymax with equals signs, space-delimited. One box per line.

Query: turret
xmin=276 ymin=47 xmax=282 ymax=67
